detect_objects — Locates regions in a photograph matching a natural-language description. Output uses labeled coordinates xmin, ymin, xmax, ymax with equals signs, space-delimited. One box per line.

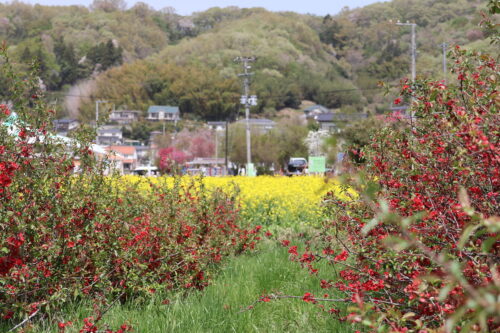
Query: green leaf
xmin=438 ymin=284 xmax=453 ymax=301
xmin=362 ymin=217 xmax=380 ymax=235
xmin=458 ymin=224 xmax=479 ymax=249
xmin=384 ymin=236 xmax=409 ymax=252
xmin=458 ymin=187 xmax=471 ymax=209
xmin=402 ymin=312 xmax=415 ymax=319
xmin=365 ymin=181 xmax=380 ymax=200
xmin=482 ymin=236 xmax=499 ymax=253
xmin=450 ymin=261 xmax=463 ymax=278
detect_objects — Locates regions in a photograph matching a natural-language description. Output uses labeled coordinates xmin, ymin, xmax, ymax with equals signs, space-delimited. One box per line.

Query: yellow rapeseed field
xmin=121 ymin=175 xmax=352 ymax=227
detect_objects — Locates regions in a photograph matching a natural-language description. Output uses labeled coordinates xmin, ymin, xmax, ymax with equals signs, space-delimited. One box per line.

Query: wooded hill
xmin=0 ymin=0 xmax=496 ymax=121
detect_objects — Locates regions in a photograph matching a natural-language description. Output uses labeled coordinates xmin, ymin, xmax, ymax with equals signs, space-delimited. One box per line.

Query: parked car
xmin=286 ymin=157 xmax=308 ymax=176
xmin=132 ymin=166 xmax=159 ymax=176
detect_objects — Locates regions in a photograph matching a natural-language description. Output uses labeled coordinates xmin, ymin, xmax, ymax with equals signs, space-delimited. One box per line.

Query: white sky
xmin=1 ymin=0 xmax=383 ymax=16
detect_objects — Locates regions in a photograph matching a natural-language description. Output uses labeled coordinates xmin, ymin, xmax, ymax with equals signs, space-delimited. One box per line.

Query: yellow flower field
xmin=121 ymin=175 xmax=352 ymax=228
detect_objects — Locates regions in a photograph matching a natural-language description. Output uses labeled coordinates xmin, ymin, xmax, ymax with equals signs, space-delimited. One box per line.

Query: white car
xmin=286 ymin=158 xmax=308 ymax=176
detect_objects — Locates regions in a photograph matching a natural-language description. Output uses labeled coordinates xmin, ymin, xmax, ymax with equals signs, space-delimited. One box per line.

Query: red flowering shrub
xmin=0 ymin=46 xmax=259 ymax=330
xmin=281 ymin=47 xmax=498 ymax=331
xmin=158 ymin=146 xmax=188 ymax=174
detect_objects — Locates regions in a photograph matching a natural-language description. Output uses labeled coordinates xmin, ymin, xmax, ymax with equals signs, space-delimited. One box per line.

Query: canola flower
xmin=119 ymin=175 xmax=353 ymax=228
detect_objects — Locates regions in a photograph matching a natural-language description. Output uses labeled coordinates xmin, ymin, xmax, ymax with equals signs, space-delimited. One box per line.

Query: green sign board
xmin=308 ymin=156 xmax=326 ymax=173
xmin=246 ymin=163 xmax=257 ymax=177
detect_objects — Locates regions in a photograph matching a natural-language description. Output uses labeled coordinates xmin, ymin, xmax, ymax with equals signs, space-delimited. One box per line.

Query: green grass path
xmin=94 ymin=240 xmax=352 ymax=332
xmin=4 ymin=240 xmax=354 ymax=332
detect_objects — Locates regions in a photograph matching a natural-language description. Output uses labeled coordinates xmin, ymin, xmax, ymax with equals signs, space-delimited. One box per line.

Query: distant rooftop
xmin=236 ymin=118 xmax=276 ymax=125
xmin=106 ymin=145 xmax=136 ymax=156
xmin=53 ymin=118 xmax=79 ymax=124
xmin=187 ymin=157 xmax=226 ymax=166
xmin=147 ymin=105 xmax=179 ymax=114
xmin=111 ymin=110 xmax=141 ymax=113
xmin=304 ymin=104 xmax=329 ymax=112
xmin=315 ymin=113 xmax=368 ymax=122
xmin=98 ymin=127 xmax=122 ymax=133
xmin=207 ymin=121 xmax=226 ymax=126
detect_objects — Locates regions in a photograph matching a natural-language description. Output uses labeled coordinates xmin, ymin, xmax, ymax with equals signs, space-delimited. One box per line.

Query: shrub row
xmin=0 ymin=47 xmax=260 ymax=331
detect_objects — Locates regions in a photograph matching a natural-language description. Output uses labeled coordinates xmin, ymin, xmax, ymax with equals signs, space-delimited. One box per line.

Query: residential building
xmin=106 ymin=145 xmax=138 ymax=174
xmin=315 ymin=113 xmax=368 ymax=133
xmin=135 ymin=145 xmax=152 ymax=165
xmin=53 ymin=118 xmax=79 ymax=135
xmin=123 ymin=139 xmax=142 ymax=146
xmin=186 ymin=157 xmax=228 ymax=176
xmin=97 ymin=126 xmax=123 ymax=145
xmin=303 ymin=104 xmax=330 ymax=119
xmin=235 ymin=118 xmax=276 ymax=134
xmin=146 ymin=105 xmax=180 ymax=122
xmin=207 ymin=121 xmax=226 ymax=131
xmin=109 ymin=110 xmax=141 ymax=124
xmin=148 ymin=131 xmax=162 ymax=145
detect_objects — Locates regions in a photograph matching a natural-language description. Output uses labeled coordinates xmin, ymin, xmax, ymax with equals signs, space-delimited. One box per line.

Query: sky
xmin=2 ymin=0 xmax=383 ymax=16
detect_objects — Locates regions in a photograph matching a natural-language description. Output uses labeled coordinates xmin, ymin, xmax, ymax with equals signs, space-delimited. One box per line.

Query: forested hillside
xmin=89 ymin=9 xmax=360 ymax=121
xmin=0 ymin=0 xmax=496 ymax=121
xmin=0 ymin=1 xmax=192 ymax=93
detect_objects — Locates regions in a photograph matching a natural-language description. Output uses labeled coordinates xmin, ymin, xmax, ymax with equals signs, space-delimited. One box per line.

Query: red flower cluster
xmin=294 ymin=48 xmax=499 ymax=331
xmin=0 ymin=48 xmax=261 ymax=329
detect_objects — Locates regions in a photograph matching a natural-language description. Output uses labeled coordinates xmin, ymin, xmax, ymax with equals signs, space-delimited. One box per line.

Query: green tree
xmin=53 ymin=37 xmax=88 ymax=88
xmin=327 ymin=116 xmax=384 ymax=164
xmin=90 ymin=0 xmax=127 ymax=12
xmin=20 ymin=46 xmax=32 ymax=63
xmin=86 ymin=39 xmax=123 ymax=72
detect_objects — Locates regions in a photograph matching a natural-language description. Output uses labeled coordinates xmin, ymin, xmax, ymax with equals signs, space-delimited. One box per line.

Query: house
xmin=235 ymin=118 xmax=276 ymax=134
xmin=207 ymin=121 xmax=226 ymax=131
xmin=186 ymin=157 xmax=228 ymax=176
xmin=146 ymin=105 xmax=180 ymax=122
xmin=53 ymin=118 xmax=79 ymax=135
xmin=106 ymin=145 xmax=138 ymax=174
xmin=123 ymin=139 xmax=142 ymax=146
xmin=303 ymin=105 xmax=330 ymax=119
xmin=101 ymin=152 xmax=125 ymax=175
xmin=97 ymin=126 xmax=123 ymax=145
xmin=109 ymin=110 xmax=141 ymax=124
xmin=148 ymin=130 xmax=162 ymax=145
xmin=135 ymin=145 xmax=152 ymax=165
xmin=315 ymin=113 xmax=368 ymax=133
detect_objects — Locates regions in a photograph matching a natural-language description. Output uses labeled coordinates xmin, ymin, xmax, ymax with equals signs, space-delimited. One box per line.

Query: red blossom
xmin=334 ymin=250 xmax=348 ymax=262
xmin=302 ymin=292 xmax=316 ymax=303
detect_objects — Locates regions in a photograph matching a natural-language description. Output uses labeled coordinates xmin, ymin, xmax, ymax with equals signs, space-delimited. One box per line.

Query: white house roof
xmin=2 ymin=112 xmax=107 ymax=155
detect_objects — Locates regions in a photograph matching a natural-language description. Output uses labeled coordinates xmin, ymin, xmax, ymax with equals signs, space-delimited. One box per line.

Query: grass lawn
xmin=11 ymin=238 xmax=354 ymax=332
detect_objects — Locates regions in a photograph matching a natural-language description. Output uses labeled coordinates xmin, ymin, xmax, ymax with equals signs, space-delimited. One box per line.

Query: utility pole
xmin=214 ymin=127 xmax=218 ymax=159
xmin=392 ymin=20 xmax=417 ymax=122
xmin=95 ymin=100 xmax=110 ymax=125
xmin=440 ymin=42 xmax=448 ymax=83
xmin=234 ymin=56 xmax=257 ymax=172
xmin=225 ymin=120 xmax=229 ymax=174
xmin=95 ymin=100 xmax=108 ymax=145
xmin=394 ymin=20 xmax=417 ymax=82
